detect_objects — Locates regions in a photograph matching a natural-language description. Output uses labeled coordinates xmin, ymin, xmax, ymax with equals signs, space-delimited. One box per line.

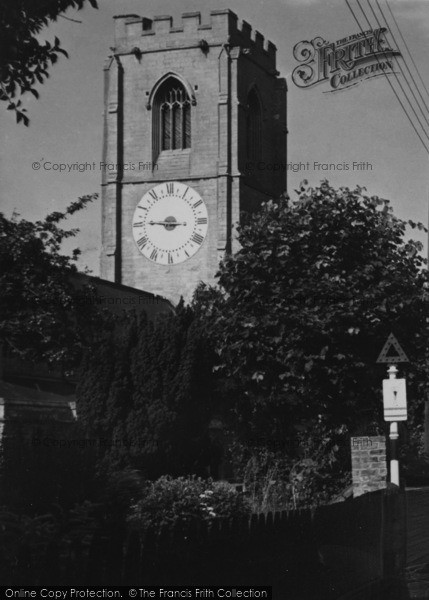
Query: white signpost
xmin=383 ymin=369 xmax=407 ymax=421
xmin=377 ymin=333 xmax=409 ymax=486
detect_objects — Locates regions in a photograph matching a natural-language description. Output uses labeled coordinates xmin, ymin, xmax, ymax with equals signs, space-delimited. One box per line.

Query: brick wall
xmin=351 ymin=435 xmax=387 ymax=497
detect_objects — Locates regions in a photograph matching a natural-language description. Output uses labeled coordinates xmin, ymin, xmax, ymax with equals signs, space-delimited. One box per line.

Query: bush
xmin=127 ymin=476 xmax=251 ymax=532
xmin=0 ymin=508 xmax=58 ymax=584
xmin=229 ymin=422 xmax=352 ymax=511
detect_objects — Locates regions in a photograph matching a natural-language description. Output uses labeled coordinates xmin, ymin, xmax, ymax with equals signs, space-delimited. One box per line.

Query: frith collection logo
xmin=292 ymin=27 xmax=401 ymax=92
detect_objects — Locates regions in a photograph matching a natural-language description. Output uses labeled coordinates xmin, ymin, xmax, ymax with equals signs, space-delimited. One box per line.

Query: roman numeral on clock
xmin=197 ymin=217 xmax=207 ymax=225
xmin=182 ymin=187 xmax=189 ymax=199
xmin=133 ymin=222 xmax=144 ymax=227
xmin=150 ymin=249 xmax=158 ymax=261
xmin=166 ymin=183 xmax=174 ymax=195
xmin=148 ymin=190 xmax=158 ymax=200
xmin=193 ymin=199 xmax=203 ymax=208
xmin=168 ymin=253 xmax=173 ymax=265
xmin=137 ymin=235 xmax=148 ymax=248
xmin=191 ymin=233 xmax=204 ymax=245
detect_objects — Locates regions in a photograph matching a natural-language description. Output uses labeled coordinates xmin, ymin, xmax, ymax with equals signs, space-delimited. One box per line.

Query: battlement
xmin=112 ymin=10 xmax=277 ymax=68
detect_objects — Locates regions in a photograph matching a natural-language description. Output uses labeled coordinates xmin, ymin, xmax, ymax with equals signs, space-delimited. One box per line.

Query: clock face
xmin=132 ymin=182 xmax=208 ymax=265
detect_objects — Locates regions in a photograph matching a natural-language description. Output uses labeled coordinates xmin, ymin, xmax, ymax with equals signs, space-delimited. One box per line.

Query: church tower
xmin=100 ymin=10 xmax=287 ymax=303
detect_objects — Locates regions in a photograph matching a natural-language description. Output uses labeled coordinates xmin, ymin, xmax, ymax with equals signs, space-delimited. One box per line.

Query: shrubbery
xmin=127 ymin=476 xmax=251 ymax=532
xmin=231 ymin=422 xmax=351 ymax=512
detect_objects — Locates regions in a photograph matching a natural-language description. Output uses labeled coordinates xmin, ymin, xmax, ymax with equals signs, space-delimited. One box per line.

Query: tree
xmin=0 ymin=0 xmax=98 ymax=124
xmin=210 ymin=181 xmax=428 ymax=451
xmin=0 ymin=194 xmax=102 ymax=366
xmin=76 ymin=301 xmax=221 ymax=479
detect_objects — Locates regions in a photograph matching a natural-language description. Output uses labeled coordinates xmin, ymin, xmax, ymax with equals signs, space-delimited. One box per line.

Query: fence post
xmin=382 ymin=489 xmax=407 ymax=587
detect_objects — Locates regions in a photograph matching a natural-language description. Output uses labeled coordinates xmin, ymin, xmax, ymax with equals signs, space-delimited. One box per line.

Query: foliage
xmin=231 ymin=422 xmax=351 ymax=512
xmin=92 ymin=468 xmax=146 ymax=534
xmin=209 ymin=181 xmax=427 ymax=447
xmin=0 ymin=194 xmax=107 ymax=366
xmin=76 ymin=302 xmax=221 ymax=478
xmin=0 ymin=470 xmax=144 ymax=583
xmin=127 ymin=476 xmax=251 ymax=532
xmin=0 ymin=0 xmax=98 ymax=124
xmin=0 ymin=419 xmax=97 ymax=513
xmin=0 ymin=500 xmax=103 ymax=584
xmin=0 ymin=507 xmax=59 ymax=583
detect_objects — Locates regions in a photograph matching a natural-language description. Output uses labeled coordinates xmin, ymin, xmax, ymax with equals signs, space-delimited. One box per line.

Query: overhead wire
xmin=385 ymin=0 xmax=429 ymax=100
xmin=355 ymin=0 xmax=429 ymax=140
xmin=367 ymin=0 xmax=429 ymax=127
xmin=377 ymin=0 xmax=429 ymax=113
xmin=344 ymin=0 xmax=429 ymax=153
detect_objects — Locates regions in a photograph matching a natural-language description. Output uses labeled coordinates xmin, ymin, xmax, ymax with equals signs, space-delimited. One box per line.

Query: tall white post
xmin=387 ymin=365 xmax=400 ymax=486
xmin=389 ymin=421 xmax=399 ymax=486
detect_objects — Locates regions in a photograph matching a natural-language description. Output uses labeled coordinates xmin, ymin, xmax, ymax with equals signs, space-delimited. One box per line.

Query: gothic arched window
xmin=246 ymin=89 xmax=262 ymax=161
xmin=153 ymin=78 xmax=191 ymax=156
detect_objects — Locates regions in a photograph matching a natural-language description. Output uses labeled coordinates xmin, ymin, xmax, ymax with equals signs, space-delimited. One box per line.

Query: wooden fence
xmin=1 ymin=488 xmax=407 ymax=599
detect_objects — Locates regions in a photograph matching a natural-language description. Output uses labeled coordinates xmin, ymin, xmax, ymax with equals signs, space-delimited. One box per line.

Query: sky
xmin=1 ymin=0 xmax=428 ymax=274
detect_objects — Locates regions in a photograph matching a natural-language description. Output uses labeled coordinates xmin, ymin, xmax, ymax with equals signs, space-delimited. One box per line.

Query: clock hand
xmin=148 ymin=220 xmax=187 ymax=226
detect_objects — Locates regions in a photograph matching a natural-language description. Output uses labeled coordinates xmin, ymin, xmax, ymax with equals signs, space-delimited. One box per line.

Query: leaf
xmin=252 ymin=372 xmax=264 ymax=382
xmin=304 ymin=360 xmax=313 ymax=372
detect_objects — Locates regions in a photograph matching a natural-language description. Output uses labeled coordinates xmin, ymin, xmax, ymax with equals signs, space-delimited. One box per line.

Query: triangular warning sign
xmin=376 ymin=333 xmax=409 ymax=364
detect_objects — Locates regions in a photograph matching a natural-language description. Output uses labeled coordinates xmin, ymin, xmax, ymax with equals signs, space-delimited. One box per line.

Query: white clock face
xmin=132 ymin=182 xmax=208 ymax=265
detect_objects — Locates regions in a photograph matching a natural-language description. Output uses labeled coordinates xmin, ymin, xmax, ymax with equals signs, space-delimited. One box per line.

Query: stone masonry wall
xmin=101 ymin=9 xmax=286 ymax=303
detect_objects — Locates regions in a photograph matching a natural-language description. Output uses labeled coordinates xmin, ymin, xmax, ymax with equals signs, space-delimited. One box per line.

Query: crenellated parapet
xmin=112 ymin=9 xmax=277 ymax=72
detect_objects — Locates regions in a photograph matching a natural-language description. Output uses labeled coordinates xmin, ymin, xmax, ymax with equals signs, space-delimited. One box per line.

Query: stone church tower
xmin=100 ymin=10 xmax=287 ymax=303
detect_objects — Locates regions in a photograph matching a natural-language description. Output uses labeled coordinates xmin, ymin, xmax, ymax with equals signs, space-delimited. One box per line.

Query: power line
xmin=355 ymin=0 xmax=429 ymax=140
xmin=344 ymin=0 xmax=429 ymax=153
xmin=377 ymin=0 xmax=429 ymax=113
xmin=350 ymin=0 xmax=429 ymax=148
xmin=385 ymin=0 xmax=429 ymax=100
xmin=369 ymin=0 xmax=429 ymax=127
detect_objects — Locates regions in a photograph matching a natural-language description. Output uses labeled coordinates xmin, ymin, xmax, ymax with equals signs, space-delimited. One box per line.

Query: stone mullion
xmin=180 ymin=104 xmax=184 ymax=150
